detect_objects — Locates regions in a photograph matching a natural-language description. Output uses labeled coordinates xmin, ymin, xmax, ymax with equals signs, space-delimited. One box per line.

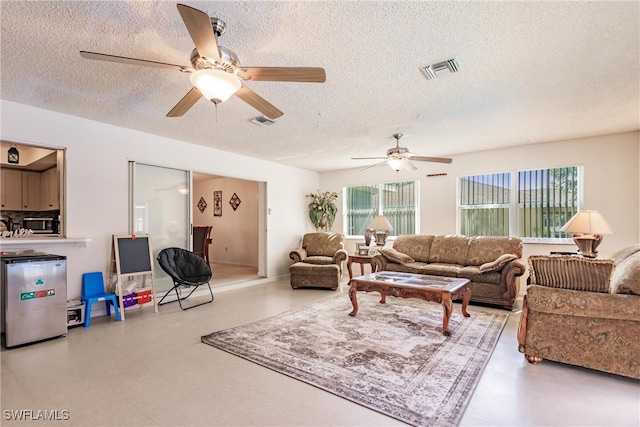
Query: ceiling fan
xmin=79 ymin=3 xmax=326 ymax=119
xmin=351 ymin=133 xmax=453 ymax=171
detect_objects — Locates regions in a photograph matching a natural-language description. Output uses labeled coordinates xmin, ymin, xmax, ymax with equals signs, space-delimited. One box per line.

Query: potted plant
xmin=306 ymin=190 xmax=338 ymax=231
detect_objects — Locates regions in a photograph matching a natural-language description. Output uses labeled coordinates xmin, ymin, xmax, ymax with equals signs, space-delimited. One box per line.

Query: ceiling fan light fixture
xmin=387 ymin=158 xmax=407 ymax=171
xmin=190 ymin=68 xmax=241 ymax=104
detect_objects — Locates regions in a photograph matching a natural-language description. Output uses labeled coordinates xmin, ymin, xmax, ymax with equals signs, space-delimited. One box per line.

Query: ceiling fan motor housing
xmin=190 ymin=46 xmax=239 ymax=73
xmin=387 ymin=146 xmax=410 ymax=158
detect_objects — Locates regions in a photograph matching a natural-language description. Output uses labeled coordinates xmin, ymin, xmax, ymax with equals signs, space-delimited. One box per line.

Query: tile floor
xmin=1 ymin=269 xmax=639 ymax=426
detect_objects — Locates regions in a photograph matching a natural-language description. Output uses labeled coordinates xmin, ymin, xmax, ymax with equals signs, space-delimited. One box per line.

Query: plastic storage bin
xmin=136 ymin=288 xmax=152 ymax=305
xmin=118 ymin=293 xmax=137 ymax=308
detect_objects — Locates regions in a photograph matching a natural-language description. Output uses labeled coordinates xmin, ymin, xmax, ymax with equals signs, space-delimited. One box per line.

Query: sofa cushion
xmin=526 ymin=284 xmax=640 ymax=321
xmin=302 ymin=255 xmax=336 ymax=265
xmin=528 ymin=255 xmax=614 ymax=293
xmin=467 ymin=236 xmax=523 ymax=266
xmin=429 ymin=235 xmax=470 ymax=264
xmin=379 ymin=248 xmax=415 ymax=264
xmin=302 ymin=232 xmax=344 ymax=257
xmin=610 ymin=247 xmax=640 ymax=295
xmin=479 ymin=254 xmax=518 ymax=273
xmin=392 ymin=235 xmax=434 ymax=262
xmin=412 ymin=263 xmax=463 ymax=277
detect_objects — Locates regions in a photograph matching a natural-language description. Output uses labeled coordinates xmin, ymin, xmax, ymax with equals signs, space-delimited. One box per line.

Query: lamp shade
xmin=189 ymin=69 xmax=241 ymax=104
xmin=368 ymin=215 xmax=393 ymax=231
xmin=560 ymin=210 xmax=615 ymax=235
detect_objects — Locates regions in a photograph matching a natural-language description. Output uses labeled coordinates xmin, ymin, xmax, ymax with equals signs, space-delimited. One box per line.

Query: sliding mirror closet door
xmin=130 ymin=162 xmax=190 ymax=292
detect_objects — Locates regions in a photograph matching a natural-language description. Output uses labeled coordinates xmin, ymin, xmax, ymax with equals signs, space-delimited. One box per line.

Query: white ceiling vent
xmin=250 ymin=116 xmax=278 ymax=126
xmin=420 ymin=57 xmax=460 ymax=80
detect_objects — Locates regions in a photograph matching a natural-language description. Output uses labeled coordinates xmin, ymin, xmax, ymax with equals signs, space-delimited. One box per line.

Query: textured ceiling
xmin=1 ymin=1 xmax=638 ymax=172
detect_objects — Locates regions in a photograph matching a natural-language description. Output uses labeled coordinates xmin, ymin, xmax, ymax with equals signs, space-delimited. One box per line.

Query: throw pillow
xmin=479 ymin=254 xmax=518 ymax=273
xmin=379 ymin=248 xmax=415 ymax=264
xmin=610 ymin=244 xmax=640 ymax=265
xmin=611 ymin=250 xmax=640 ymax=295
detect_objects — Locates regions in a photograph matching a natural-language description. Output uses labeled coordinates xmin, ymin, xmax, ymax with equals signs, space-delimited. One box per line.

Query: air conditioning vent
xmin=420 ymin=57 xmax=460 ymax=80
xmin=250 ymin=116 xmax=278 ymax=126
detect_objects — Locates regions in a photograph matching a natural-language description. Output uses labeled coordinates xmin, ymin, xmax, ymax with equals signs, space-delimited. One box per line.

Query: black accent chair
xmin=157 ymin=247 xmax=214 ymax=310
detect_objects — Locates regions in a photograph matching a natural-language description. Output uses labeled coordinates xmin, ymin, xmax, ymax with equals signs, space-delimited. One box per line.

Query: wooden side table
xmin=347 ymin=254 xmax=377 ymax=279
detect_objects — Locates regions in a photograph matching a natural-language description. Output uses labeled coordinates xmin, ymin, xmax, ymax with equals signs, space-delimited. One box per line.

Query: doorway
xmin=192 ymin=172 xmax=263 ymax=285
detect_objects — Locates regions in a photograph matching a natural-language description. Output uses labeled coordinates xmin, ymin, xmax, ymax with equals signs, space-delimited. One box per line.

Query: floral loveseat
xmin=517 ymin=246 xmax=640 ymax=379
xmin=372 ymin=234 xmax=526 ymax=309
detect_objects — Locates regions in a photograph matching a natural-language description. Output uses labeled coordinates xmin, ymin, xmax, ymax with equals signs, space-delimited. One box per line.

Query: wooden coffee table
xmin=348 ymin=271 xmax=471 ymax=336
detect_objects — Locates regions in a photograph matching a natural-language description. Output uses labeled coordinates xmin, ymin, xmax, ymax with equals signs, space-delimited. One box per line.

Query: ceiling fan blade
xmin=409 ymin=155 xmax=453 ymax=164
xmin=351 ymin=157 xmax=388 ymax=160
xmin=235 ymin=86 xmax=283 ymax=119
xmin=166 ymin=87 xmax=202 ymax=117
xmin=360 ymin=161 xmax=388 ymax=172
xmin=405 ymin=161 xmax=418 ymax=171
xmin=177 ymin=4 xmax=221 ymax=62
xmin=239 ymin=67 xmax=326 ymax=83
xmin=80 ymin=51 xmax=194 ymax=72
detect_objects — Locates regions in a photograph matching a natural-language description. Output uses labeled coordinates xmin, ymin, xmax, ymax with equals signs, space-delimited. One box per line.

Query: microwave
xmin=22 ymin=218 xmax=59 ymax=234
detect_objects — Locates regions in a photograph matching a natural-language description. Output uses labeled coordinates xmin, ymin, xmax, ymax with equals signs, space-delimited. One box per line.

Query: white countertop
xmin=0 ymin=237 xmax=90 ymax=248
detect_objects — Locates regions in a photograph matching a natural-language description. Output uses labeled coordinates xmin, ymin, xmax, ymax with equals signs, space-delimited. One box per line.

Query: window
xmin=458 ymin=166 xmax=580 ymax=241
xmin=344 ymin=181 xmax=418 ymax=237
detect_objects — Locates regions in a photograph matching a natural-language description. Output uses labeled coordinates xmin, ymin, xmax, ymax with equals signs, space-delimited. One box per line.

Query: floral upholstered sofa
xmin=371 ymin=234 xmax=526 ymax=309
xmin=517 ymin=246 xmax=640 ymax=379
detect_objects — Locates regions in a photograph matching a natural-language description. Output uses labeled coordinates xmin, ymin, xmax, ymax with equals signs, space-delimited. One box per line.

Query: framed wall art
xmin=229 ymin=192 xmax=241 ymax=211
xmin=197 ymin=197 xmax=207 ymax=213
xmin=213 ymin=191 xmax=222 ymax=217
xmin=358 ymin=247 xmax=370 ymax=256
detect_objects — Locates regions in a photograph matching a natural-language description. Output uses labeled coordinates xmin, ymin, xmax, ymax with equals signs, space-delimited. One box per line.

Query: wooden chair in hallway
xmin=193 ymin=226 xmax=212 ymax=264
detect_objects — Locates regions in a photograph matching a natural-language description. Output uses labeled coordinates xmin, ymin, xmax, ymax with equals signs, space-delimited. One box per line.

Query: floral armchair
xmin=289 ymin=232 xmax=348 ymax=269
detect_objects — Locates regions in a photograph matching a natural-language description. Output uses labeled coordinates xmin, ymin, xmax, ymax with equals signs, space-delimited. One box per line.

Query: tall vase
xmin=319 ymin=215 xmax=328 ymax=231
xmin=364 ymin=228 xmax=372 ymax=246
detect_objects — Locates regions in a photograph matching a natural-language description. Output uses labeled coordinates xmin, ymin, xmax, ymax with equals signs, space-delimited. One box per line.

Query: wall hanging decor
xmin=306 ymin=190 xmax=338 ymax=231
xmin=197 ymin=197 xmax=207 ymax=213
xmin=229 ymin=192 xmax=241 ymax=211
xmin=213 ymin=191 xmax=222 ymax=217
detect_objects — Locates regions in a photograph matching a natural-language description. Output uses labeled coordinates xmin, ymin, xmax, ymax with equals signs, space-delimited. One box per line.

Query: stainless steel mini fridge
xmin=1 ymin=252 xmax=67 ymax=347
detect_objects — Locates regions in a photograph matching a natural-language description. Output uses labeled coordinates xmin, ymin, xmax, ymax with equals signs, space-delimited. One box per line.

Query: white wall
xmin=321 ymin=131 xmax=640 ymax=261
xmin=1 ymin=100 xmax=319 ymax=300
xmin=193 ymin=176 xmax=258 ymax=267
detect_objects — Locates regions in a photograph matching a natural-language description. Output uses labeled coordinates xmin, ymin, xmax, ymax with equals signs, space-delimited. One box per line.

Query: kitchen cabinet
xmin=40 ymin=167 xmax=59 ymax=210
xmin=21 ymin=171 xmax=40 ymax=211
xmin=1 ymin=169 xmax=22 ymax=210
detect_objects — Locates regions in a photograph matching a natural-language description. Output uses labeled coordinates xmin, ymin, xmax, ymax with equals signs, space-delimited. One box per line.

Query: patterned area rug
xmin=202 ymin=293 xmax=508 ymax=426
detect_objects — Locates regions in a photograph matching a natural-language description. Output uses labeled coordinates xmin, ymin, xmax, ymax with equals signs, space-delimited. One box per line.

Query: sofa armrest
xmin=333 ymin=248 xmax=348 ymax=265
xmin=372 ymin=254 xmax=388 ymax=272
xmin=501 ymin=259 xmax=527 ymax=300
xmin=289 ymin=248 xmax=308 ymax=263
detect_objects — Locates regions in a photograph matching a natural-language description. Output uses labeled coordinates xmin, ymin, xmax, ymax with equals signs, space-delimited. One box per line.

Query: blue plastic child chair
xmin=81 ymin=272 xmax=121 ymax=327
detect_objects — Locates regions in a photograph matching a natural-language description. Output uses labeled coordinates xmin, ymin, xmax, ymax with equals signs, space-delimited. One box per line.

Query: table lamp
xmin=368 ymin=215 xmax=393 ymax=246
xmin=560 ymin=210 xmax=614 ymax=258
